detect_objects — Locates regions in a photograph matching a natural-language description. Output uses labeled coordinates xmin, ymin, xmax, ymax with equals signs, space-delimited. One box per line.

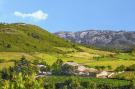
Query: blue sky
xmin=0 ymin=0 xmax=135 ymax=32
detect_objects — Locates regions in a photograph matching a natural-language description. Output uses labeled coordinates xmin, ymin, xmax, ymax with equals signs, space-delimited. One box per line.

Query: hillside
xmin=55 ymin=30 xmax=135 ymax=51
xmin=0 ymin=23 xmax=135 ymax=71
xmin=0 ymin=23 xmax=75 ymax=52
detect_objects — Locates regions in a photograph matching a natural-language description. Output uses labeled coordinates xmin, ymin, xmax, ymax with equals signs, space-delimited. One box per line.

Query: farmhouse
xmin=63 ymin=62 xmax=98 ymax=77
xmin=62 ymin=62 xmax=116 ymax=78
xmin=36 ymin=62 xmax=116 ymax=78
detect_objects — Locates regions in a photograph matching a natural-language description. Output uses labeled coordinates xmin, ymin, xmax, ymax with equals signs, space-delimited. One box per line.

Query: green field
xmin=44 ymin=76 xmax=131 ymax=89
xmin=113 ymin=71 xmax=135 ymax=80
xmin=0 ymin=46 xmax=135 ymax=70
xmin=0 ymin=23 xmax=135 ymax=71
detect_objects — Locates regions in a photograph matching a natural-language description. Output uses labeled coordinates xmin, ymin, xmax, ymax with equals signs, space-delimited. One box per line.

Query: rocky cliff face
xmin=55 ymin=30 xmax=135 ymax=51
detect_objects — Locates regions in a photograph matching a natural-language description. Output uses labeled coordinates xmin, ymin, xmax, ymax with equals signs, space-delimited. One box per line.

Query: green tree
xmin=107 ymin=65 xmax=112 ymax=70
xmin=6 ymin=44 xmax=11 ymax=48
xmin=95 ymin=66 xmax=101 ymax=70
xmin=1 ymin=68 xmax=9 ymax=80
xmin=51 ymin=59 xmax=63 ymax=75
xmin=64 ymin=77 xmax=80 ymax=89
xmin=14 ymin=56 xmax=38 ymax=75
xmin=100 ymin=66 xmax=106 ymax=70
xmin=95 ymin=66 xmax=106 ymax=71
xmin=61 ymin=64 xmax=75 ymax=75
xmin=131 ymin=79 xmax=135 ymax=89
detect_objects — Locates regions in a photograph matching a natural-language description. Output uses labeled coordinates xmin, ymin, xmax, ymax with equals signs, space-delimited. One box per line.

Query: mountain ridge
xmin=54 ymin=30 xmax=135 ymax=51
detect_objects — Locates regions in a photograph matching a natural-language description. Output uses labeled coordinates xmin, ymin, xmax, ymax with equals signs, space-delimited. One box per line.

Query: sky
xmin=0 ymin=0 xmax=135 ymax=32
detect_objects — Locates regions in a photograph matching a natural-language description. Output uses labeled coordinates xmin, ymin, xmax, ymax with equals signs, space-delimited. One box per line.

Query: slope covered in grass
xmin=0 ymin=23 xmax=135 ymax=71
xmin=113 ymin=71 xmax=135 ymax=80
xmin=0 ymin=23 xmax=75 ymax=52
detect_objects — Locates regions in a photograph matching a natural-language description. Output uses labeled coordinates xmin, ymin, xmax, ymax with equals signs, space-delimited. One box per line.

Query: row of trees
xmin=44 ymin=76 xmax=132 ymax=89
xmin=0 ymin=73 xmax=132 ymax=89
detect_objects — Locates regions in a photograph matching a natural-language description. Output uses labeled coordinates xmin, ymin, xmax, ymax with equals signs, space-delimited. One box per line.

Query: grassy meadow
xmin=113 ymin=71 xmax=135 ymax=81
xmin=0 ymin=46 xmax=135 ymax=71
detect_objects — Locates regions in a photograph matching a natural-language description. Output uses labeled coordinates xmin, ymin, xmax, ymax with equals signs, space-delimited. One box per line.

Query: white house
xmin=63 ymin=62 xmax=98 ymax=77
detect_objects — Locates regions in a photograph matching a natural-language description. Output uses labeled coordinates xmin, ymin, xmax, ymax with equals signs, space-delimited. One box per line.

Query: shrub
xmin=51 ymin=59 xmax=63 ymax=75
xmin=115 ymin=65 xmax=126 ymax=72
xmin=126 ymin=64 xmax=135 ymax=71
xmin=6 ymin=44 xmax=11 ymax=48
xmin=61 ymin=64 xmax=75 ymax=75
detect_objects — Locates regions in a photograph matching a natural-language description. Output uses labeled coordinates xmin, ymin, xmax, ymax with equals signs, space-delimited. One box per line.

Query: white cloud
xmin=14 ymin=10 xmax=48 ymax=20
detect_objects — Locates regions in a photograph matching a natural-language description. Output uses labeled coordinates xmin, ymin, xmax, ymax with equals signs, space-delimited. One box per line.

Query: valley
xmin=1 ymin=46 xmax=135 ymax=70
xmin=0 ymin=23 xmax=135 ymax=89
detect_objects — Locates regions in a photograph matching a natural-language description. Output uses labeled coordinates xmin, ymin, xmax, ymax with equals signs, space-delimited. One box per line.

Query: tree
xmin=131 ymin=79 xmax=135 ymax=89
xmin=95 ymin=66 xmax=101 ymax=70
xmin=107 ymin=65 xmax=112 ymax=70
xmin=6 ymin=44 xmax=11 ymax=48
xmin=64 ymin=77 xmax=80 ymax=89
xmin=51 ymin=59 xmax=63 ymax=75
xmin=1 ymin=68 xmax=9 ymax=80
xmin=100 ymin=66 xmax=106 ymax=70
xmin=81 ymin=81 xmax=90 ymax=89
xmin=14 ymin=56 xmax=38 ymax=75
xmin=61 ymin=64 xmax=75 ymax=75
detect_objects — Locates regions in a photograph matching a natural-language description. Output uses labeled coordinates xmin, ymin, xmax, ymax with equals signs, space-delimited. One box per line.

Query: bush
xmin=126 ymin=64 xmax=135 ymax=71
xmin=61 ymin=64 xmax=75 ymax=75
xmin=95 ymin=66 xmax=106 ymax=70
xmin=0 ymin=59 xmax=5 ymax=63
xmin=115 ymin=65 xmax=126 ymax=72
xmin=6 ymin=44 xmax=11 ymax=48
xmin=51 ymin=59 xmax=63 ymax=75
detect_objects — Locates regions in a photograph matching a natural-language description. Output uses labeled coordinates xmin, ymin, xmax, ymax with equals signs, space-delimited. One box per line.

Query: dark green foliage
xmin=131 ymin=79 xmax=135 ymax=89
xmin=100 ymin=66 xmax=106 ymax=70
xmin=126 ymin=64 xmax=135 ymax=71
xmin=0 ymin=59 xmax=5 ymax=63
xmin=40 ymin=66 xmax=46 ymax=73
xmin=95 ymin=66 xmax=106 ymax=70
xmin=0 ymin=74 xmax=132 ymax=89
xmin=0 ymin=67 xmax=14 ymax=80
xmin=6 ymin=44 xmax=11 ymax=48
xmin=115 ymin=65 xmax=126 ymax=72
xmin=107 ymin=65 xmax=112 ymax=70
xmin=13 ymin=56 xmax=39 ymax=76
xmin=44 ymin=76 xmax=132 ymax=89
xmin=61 ymin=64 xmax=75 ymax=75
xmin=0 ymin=57 xmax=133 ymax=89
xmin=1 ymin=68 xmax=10 ymax=80
xmin=51 ymin=59 xmax=63 ymax=75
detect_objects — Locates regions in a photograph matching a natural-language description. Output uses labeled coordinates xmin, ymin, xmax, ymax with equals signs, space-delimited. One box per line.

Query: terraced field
xmin=1 ymin=46 xmax=135 ymax=70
